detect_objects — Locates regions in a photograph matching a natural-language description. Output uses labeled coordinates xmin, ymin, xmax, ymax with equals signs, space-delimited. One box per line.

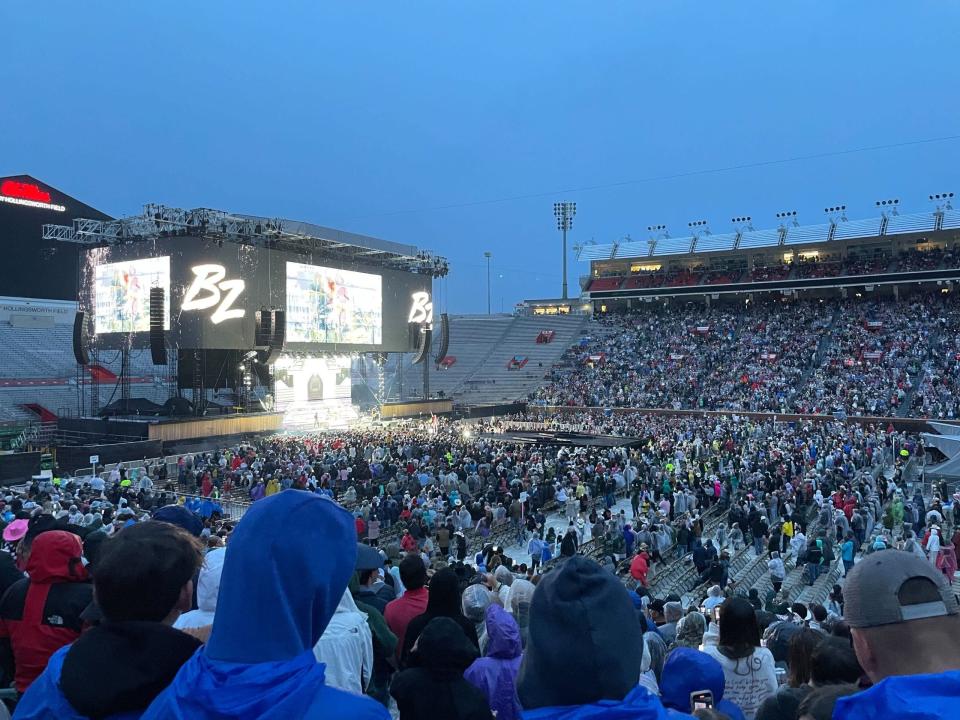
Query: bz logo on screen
xmin=182 ymin=264 xmax=246 ymax=324
xmin=408 ymin=291 xmax=433 ymax=325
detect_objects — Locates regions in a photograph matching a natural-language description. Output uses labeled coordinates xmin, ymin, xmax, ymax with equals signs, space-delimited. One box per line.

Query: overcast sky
xmin=3 ymin=1 xmax=958 ymax=313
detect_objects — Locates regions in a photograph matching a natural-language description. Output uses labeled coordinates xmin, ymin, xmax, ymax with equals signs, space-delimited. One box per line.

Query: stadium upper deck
xmin=581 ymin=203 xmax=960 ymax=304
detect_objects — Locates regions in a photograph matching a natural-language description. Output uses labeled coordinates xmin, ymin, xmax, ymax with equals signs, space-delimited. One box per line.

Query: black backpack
xmin=821 ymin=539 xmax=835 ymax=562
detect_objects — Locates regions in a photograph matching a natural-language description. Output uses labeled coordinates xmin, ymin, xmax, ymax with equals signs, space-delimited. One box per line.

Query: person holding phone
xmin=690 ymin=690 xmax=714 ymax=712
xmin=660 ymin=647 xmax=747 ymax=720
xmin=701 ymin=598 xmax=777 ymax=720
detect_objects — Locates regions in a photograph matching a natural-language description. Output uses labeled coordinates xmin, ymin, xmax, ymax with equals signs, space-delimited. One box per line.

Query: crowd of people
xmin=0 ymin=468 xmax=955 ymax=719
xmin=0 ymin=407 xmax=950 ymax=718
xmin=530 ymin=293 xmax=960 ymax=418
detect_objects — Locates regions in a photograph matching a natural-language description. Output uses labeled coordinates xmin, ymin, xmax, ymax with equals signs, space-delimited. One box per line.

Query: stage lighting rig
xmin=42 ymin=203 xmax=449 ymax=277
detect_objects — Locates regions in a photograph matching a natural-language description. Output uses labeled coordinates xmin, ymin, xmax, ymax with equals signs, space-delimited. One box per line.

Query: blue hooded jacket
xmin=832 ymin=670 xmax=960 ymax=720
xmin=141 ymin=491 xmax=389 ymax=720
xmin=658 ymin=648 xmax=746 ymax=720
xmin=522 ymin=686 xmax=675 ymax=720
xmin=13 ymin=646 xmax=138 ymax=720
xmin=13 ymin=621 xmax=202 ymax=720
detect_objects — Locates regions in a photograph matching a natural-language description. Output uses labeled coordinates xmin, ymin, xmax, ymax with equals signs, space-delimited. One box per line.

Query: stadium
xmin=5 ymin=172 xmax=957 ymax=477
xmin=1 ymin=174 xmax=957 ymax=718
xmin=0 ymin=186 xmax=960 ymax=706
xmin=3 ymin=4 xmax=960 ymax=717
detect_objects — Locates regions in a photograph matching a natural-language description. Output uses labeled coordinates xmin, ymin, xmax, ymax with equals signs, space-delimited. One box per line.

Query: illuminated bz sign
xmin=182 ymin=264 xmax=245 ymax=324
xmin=408 ymin=291 xmax=433 ymax=325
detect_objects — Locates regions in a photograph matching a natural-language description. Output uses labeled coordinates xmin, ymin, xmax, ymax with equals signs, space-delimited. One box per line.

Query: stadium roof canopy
xmin=580 ymin=208 xmax=960 ymax=261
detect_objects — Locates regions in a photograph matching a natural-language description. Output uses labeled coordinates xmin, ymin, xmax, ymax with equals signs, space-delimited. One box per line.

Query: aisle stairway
xmin=392 ymin=313 xmax=588 ymax=405
xmin=394 ymin=315 xmax=515 ymax=399
xmin=456 ymin=315 xmax=588 ymax=404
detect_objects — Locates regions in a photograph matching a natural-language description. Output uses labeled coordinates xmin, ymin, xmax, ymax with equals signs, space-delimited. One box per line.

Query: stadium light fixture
xmin=686 ymin=220 xmax=710 ymax=252
xmin=824 ymin=205 xmax=848 ymax=222
xmin=875 ymin=198 xmax=900 ymax=216
xmin=553 ymin=202 xmax=576 ymax=299
xmin=731 ymin=216 xmax=754 ymax=231
xmin=775 ymin=210 xmax=799 ymax=227
xmin=929 ymin=192 xmax=955 ymax=211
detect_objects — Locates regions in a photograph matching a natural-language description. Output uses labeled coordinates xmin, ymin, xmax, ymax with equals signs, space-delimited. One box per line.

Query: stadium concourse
xmin=2 ymin=410 xmax=959 ymax=719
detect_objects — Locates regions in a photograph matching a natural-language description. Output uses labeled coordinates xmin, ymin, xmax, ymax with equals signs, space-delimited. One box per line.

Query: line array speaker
xmin=433 ymin=313 xmax=450 ymax=365
xmin=72 ymin=312 xmax=90 ymax=366
xmin=411 ymin=326 xmax=432 ymax=365
xmin=255 ymin=309 xmax=285 ymax=364
xmin=272 ymin=309 xmax=285 ymax=350
xmin=149 ymin=287 xmax=167 ymax=365
xmin=255 ymin=309 xmax=273 ymax=348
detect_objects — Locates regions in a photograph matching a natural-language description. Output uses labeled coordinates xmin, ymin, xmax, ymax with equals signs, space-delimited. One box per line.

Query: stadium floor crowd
xmin=0 ymin=413 xmax=956 ymax=719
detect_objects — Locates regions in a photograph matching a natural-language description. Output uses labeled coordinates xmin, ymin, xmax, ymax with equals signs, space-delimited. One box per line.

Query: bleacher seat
xmin=588 ymin=276 xmax=623 ymax=291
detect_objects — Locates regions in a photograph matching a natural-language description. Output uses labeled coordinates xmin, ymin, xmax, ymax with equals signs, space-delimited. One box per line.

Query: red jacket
xmin=630 ymin=552 xmax=650 ymax=585
xmin=400 ymin=533 xmax=417 ymax=553
xmin=0 ymin=531 xmax=92 ymax=692
xmin=384 ymin=587 xmax=428 ymax=663
xmin=843 ymin=500 xmax=857 ymax=520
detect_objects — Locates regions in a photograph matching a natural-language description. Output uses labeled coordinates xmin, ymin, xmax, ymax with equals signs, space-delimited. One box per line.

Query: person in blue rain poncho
xmin=141 ymin=490 xmax=389 ymax=720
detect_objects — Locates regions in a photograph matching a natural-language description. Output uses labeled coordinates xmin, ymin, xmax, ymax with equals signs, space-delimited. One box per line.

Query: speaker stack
xmin=72 ymin=312 xmax=90 ymax=365
xmin=255 ymin=309 xmax=286 ymax=364
xmin=410 ymin=323 xmax=432 ymax=365
xmin=254 ymin=308 xmax=273 ymax=347
xmin=149 ymin=287 xmax=167 ymax=365
xmin=433 ymin=313 xmax=450 ymax=365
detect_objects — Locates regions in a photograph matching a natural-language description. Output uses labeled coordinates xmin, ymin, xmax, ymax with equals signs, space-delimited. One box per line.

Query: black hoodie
xmin=59 ymin=622 xmax=201 ymax=718
xmin=390 ymin=616 xmax=490 ymax=720
xmin=516 ymin=555 xmax=643 ymax=710
xmin=399 ymin=567 xmax=479 ymax=666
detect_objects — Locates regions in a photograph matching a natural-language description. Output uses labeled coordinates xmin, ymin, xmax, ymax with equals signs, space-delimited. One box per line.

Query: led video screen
xmin=93 ymin=256 xmax=170 ymax=334
xmin=285 ymin=261 xmax=382 ymax=345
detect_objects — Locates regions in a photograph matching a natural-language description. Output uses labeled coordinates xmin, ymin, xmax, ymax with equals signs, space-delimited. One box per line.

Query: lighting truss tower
xmin=553 ymin=202 xmax=577 ymax=299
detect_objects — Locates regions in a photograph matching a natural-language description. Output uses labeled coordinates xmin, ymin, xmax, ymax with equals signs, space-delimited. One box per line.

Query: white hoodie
xmin=174 ymin=547 xmax=226 ymax=630
xmin=313 ymin=590 xmax=373 ymax=695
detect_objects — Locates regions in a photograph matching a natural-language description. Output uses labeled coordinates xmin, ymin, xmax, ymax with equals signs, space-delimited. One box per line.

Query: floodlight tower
xmin=484 ymin=251 xmax=492 ymax=315
xmin=554 ymin=201 xmax=577 ymax=299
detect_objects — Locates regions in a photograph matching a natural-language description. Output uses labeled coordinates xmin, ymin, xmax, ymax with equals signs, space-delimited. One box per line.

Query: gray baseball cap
xmin=844 ymin=550 xmax=958 ymax=628
xmin=355 ymin=543 xmax=385 ymax=571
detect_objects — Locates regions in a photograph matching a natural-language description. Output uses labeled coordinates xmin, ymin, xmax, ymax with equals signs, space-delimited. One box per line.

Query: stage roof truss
xmin=43 ymin=204 xmax=449 ymax=277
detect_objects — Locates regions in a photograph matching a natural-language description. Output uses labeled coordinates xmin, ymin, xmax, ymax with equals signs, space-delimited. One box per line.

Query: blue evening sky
xmin=2 ymin=1 xmax=957 ymax=314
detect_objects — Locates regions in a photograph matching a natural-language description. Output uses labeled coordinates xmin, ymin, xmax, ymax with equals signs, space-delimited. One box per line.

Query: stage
xmin=59 ymin=412 xmax=283 ymax=444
